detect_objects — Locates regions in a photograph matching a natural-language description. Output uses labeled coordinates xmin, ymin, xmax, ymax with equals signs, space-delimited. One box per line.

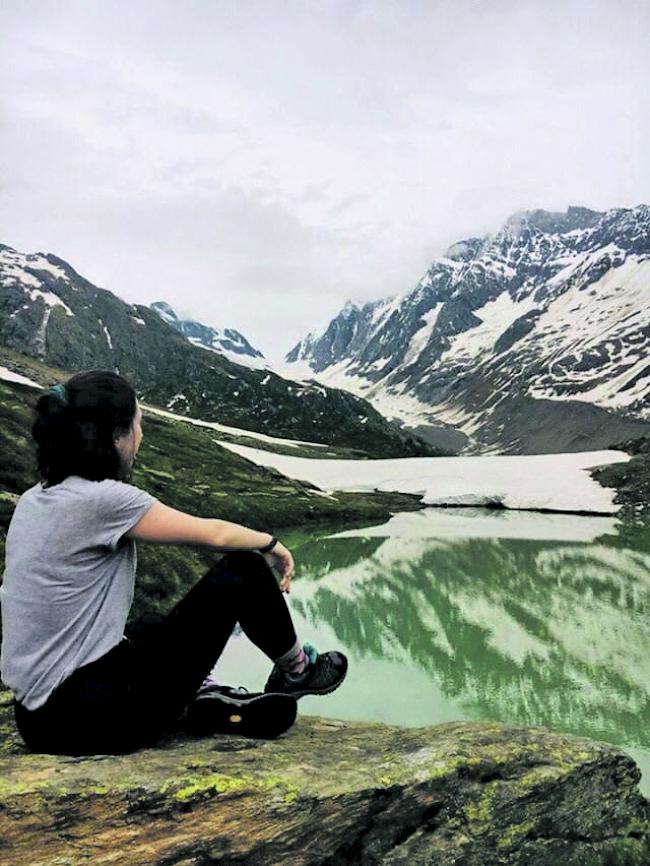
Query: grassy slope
xmin=142 ymin=405 xmax=376 ymax=460
xmin=0 ymin=371 xmax=424 ymax=629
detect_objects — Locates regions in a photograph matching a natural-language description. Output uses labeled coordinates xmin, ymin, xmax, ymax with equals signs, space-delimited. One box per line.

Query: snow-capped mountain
xmin=150 ymin=301 xmax=269 ymax=370
xmin=0 ymin=243 xmax=442 ymax=457
xmin=286 ymin=205 xmax=650 ymax=454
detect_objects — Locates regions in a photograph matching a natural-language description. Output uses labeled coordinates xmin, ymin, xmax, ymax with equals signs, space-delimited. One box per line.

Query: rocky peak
xmin=341 ymin=299 xmax=361 ymax=317
xmin=444 ymin=238 xmax=484 ymax=262
xmin=149 ymin=301 xmax=266 ymax=367
xmin=522 ymin=206 xmax=603 ymax=235
xmin=150 ymin=300 xmax=178 ymax=324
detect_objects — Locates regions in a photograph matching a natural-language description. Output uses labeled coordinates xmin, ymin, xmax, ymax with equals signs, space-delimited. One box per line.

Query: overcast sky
xmin=2 ymin=1 xmax=649 ymax=363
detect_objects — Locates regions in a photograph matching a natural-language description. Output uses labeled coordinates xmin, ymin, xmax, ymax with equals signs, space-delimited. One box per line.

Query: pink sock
xmin=274 ymin=639 xmax=308 ymax=676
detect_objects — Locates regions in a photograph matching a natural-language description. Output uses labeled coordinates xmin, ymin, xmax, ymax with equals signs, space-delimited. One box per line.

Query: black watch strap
xmin=258 ymin=536 xmax=278 ymax=554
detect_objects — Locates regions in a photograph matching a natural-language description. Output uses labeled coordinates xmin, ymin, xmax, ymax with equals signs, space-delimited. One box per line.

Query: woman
xmin=0 ymin=369 xmax=347 ymax=755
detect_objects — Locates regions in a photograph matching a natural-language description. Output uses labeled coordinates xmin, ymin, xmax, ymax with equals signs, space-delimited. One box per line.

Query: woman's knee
xmin=205 ymin=550 xmax=277 ymax=595
xmin=221 ymin=549 xmax=266 ymax=565
xmin=215 ymin=550 xmax=272 ymax=577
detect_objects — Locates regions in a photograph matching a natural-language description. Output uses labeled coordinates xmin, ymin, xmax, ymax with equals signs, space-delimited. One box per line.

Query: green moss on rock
xmin=0 ymin=714 xmax=648 ymax=865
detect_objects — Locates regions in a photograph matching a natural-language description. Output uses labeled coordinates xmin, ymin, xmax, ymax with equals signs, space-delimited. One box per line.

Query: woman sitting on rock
xmin=0 ymin=369 xmax=347 ymax=755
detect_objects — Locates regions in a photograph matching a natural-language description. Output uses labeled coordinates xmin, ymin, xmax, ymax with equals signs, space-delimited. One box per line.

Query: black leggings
xmin=13 ymin=551 xmax=297 ymax=755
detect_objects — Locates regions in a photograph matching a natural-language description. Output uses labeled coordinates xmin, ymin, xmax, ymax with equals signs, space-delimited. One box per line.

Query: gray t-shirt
xmin=0 ymin=475 xmax=157 ymax=710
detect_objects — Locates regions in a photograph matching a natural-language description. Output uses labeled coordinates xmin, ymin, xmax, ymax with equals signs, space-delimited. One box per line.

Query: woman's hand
xmin=262 ymin=541 xmax=294 ymax=594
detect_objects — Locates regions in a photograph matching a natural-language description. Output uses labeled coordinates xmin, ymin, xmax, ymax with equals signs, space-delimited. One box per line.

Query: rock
xmin=0 ymin=691 xmax=649 ymax=865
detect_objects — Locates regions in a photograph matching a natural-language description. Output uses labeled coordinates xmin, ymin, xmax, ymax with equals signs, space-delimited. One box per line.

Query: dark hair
xmin=32 ymin=370 xmax=138 ymax=487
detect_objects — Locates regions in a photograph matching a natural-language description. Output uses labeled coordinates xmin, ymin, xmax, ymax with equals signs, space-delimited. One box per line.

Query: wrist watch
xmin=258 ymin=536 xmax=278 ymax=553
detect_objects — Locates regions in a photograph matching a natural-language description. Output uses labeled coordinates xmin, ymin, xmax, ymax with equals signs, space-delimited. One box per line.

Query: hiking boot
xmin=186 ymin=683 xmax=297 ymax=739
xmin=264 ymin=643 xmax=348 ymax=699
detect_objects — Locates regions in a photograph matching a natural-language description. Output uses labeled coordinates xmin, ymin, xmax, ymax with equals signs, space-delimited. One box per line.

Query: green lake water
xmin=213 ymin=507 xmax=650 ymax=796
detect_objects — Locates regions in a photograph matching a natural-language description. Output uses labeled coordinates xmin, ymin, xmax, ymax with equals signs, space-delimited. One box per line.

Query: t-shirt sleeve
xmin=94 ymin=481 xmax=158 ymax=552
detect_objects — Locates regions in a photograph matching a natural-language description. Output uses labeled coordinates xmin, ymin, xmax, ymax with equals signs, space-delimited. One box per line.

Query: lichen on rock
xmin=0 ymin=691 xmax=649 ymax=865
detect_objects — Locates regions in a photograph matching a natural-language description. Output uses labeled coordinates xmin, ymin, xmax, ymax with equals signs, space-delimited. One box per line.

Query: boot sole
xmin=186 ymin=692 xmax=297 ymax=739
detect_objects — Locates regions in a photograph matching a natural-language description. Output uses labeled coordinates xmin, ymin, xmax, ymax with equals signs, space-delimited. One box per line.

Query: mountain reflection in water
xmin=214 ymin=508 xmax=650 ymax=794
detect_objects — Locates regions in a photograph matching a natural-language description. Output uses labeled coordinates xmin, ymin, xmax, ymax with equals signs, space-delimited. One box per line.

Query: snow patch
xmin=441 ymin=292 xmax=536 ymax=362
xmin=216 ymin=445 xmax=630 ymax=515
xmin=26 ymin=256 xmax=69 ymax=282
xmin=27 ymin=289 xmax=74 ymax=316
xmin=366 ymin=356 xmax=393 ymax=373
xmin=186 ymin=337 xmax=269 ymax=370
xmin=369 ymin=294 xmax=405 ymax=326
xmin=0 ymin=249 xmax=69 ymax=283
xmin=166 ymin=393 xmax=188 ymax=409
xmin=1 ymin=265 xmax=43 ymax=288
xmin=403 ymin=304 xmax=442 ymax=366
xmin=0 ymin=366 xmax=43 ymax=389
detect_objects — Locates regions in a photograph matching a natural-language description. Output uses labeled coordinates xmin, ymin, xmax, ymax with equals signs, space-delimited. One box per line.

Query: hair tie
xmin=48 ymin=383 xmax=68 ymax=404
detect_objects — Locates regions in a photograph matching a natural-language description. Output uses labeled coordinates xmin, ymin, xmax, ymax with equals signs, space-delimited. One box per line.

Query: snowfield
xmin=219 ymin=443 xmax=631 ymax=514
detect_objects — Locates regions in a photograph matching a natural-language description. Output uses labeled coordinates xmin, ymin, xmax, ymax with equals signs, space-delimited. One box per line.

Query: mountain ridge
xmin=0 ymin=243 xmax=444 ymax=458
xmin=285 ymin=204 xmax=650 ymax=454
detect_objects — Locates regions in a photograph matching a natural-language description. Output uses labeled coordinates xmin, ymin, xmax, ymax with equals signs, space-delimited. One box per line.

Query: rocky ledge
xmin=0 ymin=692 xmax=649 ymax=865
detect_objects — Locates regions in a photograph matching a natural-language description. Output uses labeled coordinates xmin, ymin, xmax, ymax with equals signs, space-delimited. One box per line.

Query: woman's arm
xmin=126 ymin=501 xmax=272 ymax=549
xmin=125 ymin=502 xmax=294 ymax=591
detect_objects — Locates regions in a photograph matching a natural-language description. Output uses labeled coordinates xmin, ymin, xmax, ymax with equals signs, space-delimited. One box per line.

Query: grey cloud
xmin=2 ymin=0 xmax=649 ymax=362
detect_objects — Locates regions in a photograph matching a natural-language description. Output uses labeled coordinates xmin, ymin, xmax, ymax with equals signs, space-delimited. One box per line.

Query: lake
xmin=213 ymin=507 xmax=650 ymax=796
